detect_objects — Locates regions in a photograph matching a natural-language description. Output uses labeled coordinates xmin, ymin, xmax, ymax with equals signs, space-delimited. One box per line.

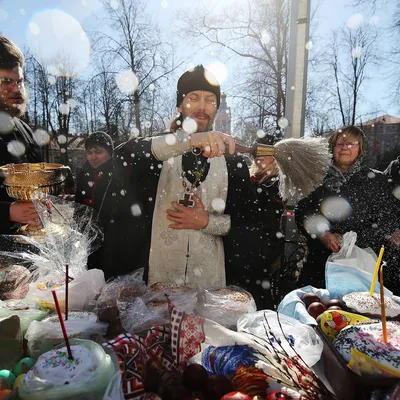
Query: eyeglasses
xmin=335 ymin=141 xmax=359 ymax=149
xmin=0 ymin=77 xmax=25 ymax=89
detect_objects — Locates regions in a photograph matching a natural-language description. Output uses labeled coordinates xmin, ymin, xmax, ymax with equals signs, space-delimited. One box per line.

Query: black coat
xmin=75 ymin=159 xmax=114 ymax=220
xmin=296 ymin=164 xmax=399 ymax=290
xmin=0 ymin=118 xmax=42 ymax=234
xmin=100 ymin=136 xmax=270 ymax=308
xmin=75 ymin=158 xmax=115 ymax=270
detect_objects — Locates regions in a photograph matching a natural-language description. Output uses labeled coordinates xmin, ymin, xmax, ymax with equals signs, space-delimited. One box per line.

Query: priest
xmin=103 ymin=65 xmax=270 ymax=307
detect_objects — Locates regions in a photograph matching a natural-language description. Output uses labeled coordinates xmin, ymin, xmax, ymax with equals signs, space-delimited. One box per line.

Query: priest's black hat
xmin=176 ymin=64 xmax=221 ymax=108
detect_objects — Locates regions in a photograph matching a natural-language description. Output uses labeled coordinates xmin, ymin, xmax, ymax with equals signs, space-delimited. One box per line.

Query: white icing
xmin=44 ymin=311 xmax=98 ymax=323
xmin=343 ymin=292 xmax=400 ymax=318
xmin=334 ymin=321 xmax=400 ymax=373
xmin=24 ymin=345 xmax=95 ymax=385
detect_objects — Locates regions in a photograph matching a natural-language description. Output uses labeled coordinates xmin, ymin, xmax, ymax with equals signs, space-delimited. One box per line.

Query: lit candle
xmin=379 ymin=263 xmax=388 ymax=343
xmin=369 ymin=246 xmax=384 ymax=296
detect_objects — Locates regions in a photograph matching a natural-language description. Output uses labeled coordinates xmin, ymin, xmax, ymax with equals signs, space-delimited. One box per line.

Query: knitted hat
xmin=85 ymin=131 xmax=114 ymax=155
xmin=176 ymin=65 xmax=221 ymax=108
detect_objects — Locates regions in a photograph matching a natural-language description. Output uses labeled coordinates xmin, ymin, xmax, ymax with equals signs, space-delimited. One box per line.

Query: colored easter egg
xmin=12 ymin=357 xmax=35 ymax=377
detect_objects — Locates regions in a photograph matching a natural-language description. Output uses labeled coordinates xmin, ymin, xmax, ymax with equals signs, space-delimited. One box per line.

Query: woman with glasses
xmin=295 ymin=126 xmax=399 ymax=292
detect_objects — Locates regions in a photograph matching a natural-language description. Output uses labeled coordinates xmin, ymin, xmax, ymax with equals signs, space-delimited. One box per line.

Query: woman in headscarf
xmin=296 ymin=126 xmax=399 ymax=291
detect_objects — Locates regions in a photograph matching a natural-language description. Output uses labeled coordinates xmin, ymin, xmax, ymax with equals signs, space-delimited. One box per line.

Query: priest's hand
xmin=167 ymin=195 xmax=209 ymax=229
xmin=190 ymin=131 xmax=235 ymax=158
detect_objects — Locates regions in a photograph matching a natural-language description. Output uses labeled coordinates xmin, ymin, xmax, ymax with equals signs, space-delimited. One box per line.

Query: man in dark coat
xmin=0 ymin=36 xmax=42 ymax=235
xmin=102 ymin=65 xmax=268 ymax=307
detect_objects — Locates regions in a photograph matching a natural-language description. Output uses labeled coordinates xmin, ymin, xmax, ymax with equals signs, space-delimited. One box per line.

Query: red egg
xmin=302 ymin=293 xmax=321 ymax=307
xmin=221 ymin=392 xmax=252 ymax=400
xmin=327 ymin=306 xmax=342 ymax=311
xmin=327 ymin=299 xmax=346 ymax=309
xmin=182 ymin=363 xmax=208 ymax=391
xmin=202 ymin=374 xmax=233 ymax=400
xmin=307 ymin=302 xmax=326 ymax=318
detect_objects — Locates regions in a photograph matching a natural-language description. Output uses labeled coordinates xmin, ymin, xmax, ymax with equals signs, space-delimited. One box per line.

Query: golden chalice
xmin=0 ymin=163 xmax=70 ymax=237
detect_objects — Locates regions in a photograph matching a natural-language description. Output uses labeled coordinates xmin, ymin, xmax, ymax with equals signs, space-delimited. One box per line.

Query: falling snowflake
xmin=66 ymin=99 xmax=77 ymax=108
xmin=59 ymin=104 xmax=70 ymax=115
xmin=116 ymin=71 xmax=139 ymax=94
xmin=48 ymin=76 xmax=56 ymax=85
xmin=211 ymin=198 xmax=226 ymax=212
xmin=304 ymin=214 xmax=330 ymax=236
xmin=277 ymin=117 xmax=289 ymax=129
xmin=33 ymin=129 xmax=50 ymax=146
xmin=57 ymin=135 xmax=67 ymax=145
xmin=205 ymin=61 xmax=228 ymax=84
xmin=7 ymin=140 xmax=26 ymax=157
xmin=130 ymin=128 xmax=140 ymax=138
xmin=0 ymin=112 xmax=14 ymax=134
xmin=351 ymin=46 xmax=363 ymax=59
xmin=346 ymin=14 xmax=364 ymax=30
xmin=110 ymin=0 xmax=119 ymax=10
xmin=256 ymin=129 xmax=266 ymax=139
xmin=305 ymin=41 xmax=313 ymax=50
xmin=165 ymin=134 xmax=177 ymax=145
xmin=182 ymin=117 xmax=198 ymax=134
xmin=260 ymin=30 xmax=270 ymax=45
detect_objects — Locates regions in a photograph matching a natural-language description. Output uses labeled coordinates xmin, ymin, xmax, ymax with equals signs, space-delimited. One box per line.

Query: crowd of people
xmin=1 ymin=35 xmax=399 ymax=308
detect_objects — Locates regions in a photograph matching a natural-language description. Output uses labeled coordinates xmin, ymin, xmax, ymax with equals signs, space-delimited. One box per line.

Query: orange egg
xmin=0 ymin=389 xmax=12 ymax=399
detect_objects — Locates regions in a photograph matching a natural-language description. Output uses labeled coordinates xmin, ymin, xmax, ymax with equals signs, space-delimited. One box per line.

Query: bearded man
xmin=103 ymin=65 xmax=269 ymax=305
xmin=0 ymin=36 xmax=42 ymax=234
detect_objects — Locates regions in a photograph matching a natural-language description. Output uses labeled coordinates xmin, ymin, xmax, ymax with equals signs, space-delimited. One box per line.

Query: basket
xmin=0 ymin=163 xmax=69 ymax=200
xmin=315 ymin=325 xmax=399 ymax=400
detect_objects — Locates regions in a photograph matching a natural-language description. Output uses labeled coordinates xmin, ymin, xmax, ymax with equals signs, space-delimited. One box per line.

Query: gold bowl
xmin=0 ymin=163 xmax=70 ymax=200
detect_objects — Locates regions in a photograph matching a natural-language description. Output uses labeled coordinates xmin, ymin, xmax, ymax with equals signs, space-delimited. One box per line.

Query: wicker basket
xmin=0 ymin=163 xmax=69 ymax=200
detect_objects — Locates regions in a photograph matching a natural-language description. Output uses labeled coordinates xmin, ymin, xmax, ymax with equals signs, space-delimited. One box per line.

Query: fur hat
xmin=176 ymin=64 xmax=221 ymax=108
xmin=85 ymin=131 xmax=114 ymax=155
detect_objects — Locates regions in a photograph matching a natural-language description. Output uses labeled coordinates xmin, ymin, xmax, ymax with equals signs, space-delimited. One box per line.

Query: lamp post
xmin=285 ymin=0 xmax=311 ymax=138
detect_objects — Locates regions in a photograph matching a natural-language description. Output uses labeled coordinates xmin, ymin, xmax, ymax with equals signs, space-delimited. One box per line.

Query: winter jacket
xmin=296 ymin=162 xmax=399 ymax=289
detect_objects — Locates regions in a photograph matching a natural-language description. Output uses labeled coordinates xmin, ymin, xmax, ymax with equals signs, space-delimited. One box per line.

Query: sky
xmin=0 ymin=0 xmax=397 ymax=126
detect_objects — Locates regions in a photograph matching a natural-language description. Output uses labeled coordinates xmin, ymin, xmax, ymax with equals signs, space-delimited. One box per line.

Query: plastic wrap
xmin=0 ymin=300 xmax=47 ymax=334
xmin=25 ymin=311 xmax=108 ymax=359
xmin=237 ymin=310 xmax=323 ymax=367
xmin=0 ymin=192 xmax=103 ymax=280
xmin=118 ymin=282 xmax=198 ymax=333
xmin=94 ymin=269 xmax=147 ymax=325
xmin=195 ymin=285 xmax=256 ymax=328
xmin=24 ymin=269 xmax=105 ymax=311
xmin=325 ymin=231 xmax=393 ymax=299
xmin=0 ymin=265 xmax=32 ymax=300
xmin=18 ymin=339 xmax=115 ymax=400
xmin=277 ymin=285 xmax=331 ymax=325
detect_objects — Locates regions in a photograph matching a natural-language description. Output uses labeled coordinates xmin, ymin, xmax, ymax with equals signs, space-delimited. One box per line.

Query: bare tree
xmin=178 ymin=0 xmax=290 ymax=139
xmin=308 ymin=24 xmax=378 ymax=129
xmin=98 ymin=0 xmax=182 ymax=134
